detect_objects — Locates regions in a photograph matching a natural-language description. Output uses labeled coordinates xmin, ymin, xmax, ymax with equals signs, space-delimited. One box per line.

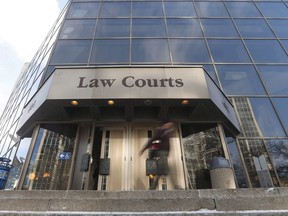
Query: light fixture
xmin=107 ymin=100 xmax=115 ymax=105
xmin=71 ymin=100 xmax=78 ymax=106
xmin=181 ymin=100 xmax=189 ymax=105
xmin=144 ymin=100 xmax=152 ymax=105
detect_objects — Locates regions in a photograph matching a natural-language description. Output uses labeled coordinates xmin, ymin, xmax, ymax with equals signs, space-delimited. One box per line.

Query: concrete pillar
xmin=209 ymin=157 xmax=236 ymax=189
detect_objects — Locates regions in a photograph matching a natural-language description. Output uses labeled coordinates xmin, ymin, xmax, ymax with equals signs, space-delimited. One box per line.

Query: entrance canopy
xmin=17 ymin=66 xmax=240 ymax=137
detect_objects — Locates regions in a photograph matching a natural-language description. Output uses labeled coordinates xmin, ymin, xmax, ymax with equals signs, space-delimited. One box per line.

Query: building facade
xmin=1 ymin=0 xmax=288 ymax=190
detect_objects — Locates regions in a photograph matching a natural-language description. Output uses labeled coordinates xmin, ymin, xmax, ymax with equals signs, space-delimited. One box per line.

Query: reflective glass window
xmin=170 ymin=39 xmax=211 ymax=63
xmin=59 ymin=19 xmax=96 ymax=39
xmin=282 ymin=40 xmax=288 ymax=52
xmin=245 ymin=40 xmax=288 ymax=63
xmin=208 ymin=40 xmax=251 ymax=63
xmin=100 ymin=2 xmax=131 ymax=17
xmin=202 ymin=64 xmax=218 ymax=84
xmin=272 ymin=98 xmax=288 ymax=134
xmin=67 ymin=2 xmax=100 ymax=18
xmin=201 ymin=19 xmax=239 ymax=38
xmin=132 ymin=2 xmax=163 ymax=17
xmin=257 ymin=2 xmax=288 ymax=18
xmin=91 ymin=39 xmax=130 ymax=63
xmin=225 ymin=2 xmax=261 ymax=18
xmin=216 ymin=65 xmax=266 ymax=95
xmin=164 ymin=2 xmax=196 ymax=17
xmin=131 ymin=39 xmax=170 ymax=63
xmin=95 ymin=19 xmax=130 ymax=37
xmin=167 ymin=19 xmax=202 ymax=37
xmin=194 ymin=2 xmax=229 ymax=17
xmin=257 ymin=65 xmax=288 ymax=95
xmin=268 ymin=20 xmax=288 ymax=38
xmin=249 ymin=98 xmax=285 ymax=137
xmin=132 ymin=19 xmax=166 ymax=37
xmin=266 ymin=139 xmax=288 ymax=186
xmin=234 ymin=19 xmax=275 ymax=38
xmin=50 ymin=40 xmax=92 ymax=64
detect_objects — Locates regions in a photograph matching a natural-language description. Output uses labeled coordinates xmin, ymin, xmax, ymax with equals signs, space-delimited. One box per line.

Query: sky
xmin=0 ymin=0 xmax=68 ymax=115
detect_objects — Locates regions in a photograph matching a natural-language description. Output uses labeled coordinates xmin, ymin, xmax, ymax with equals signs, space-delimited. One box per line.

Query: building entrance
xmin=90 ymin=123 xmax=185 ymax=191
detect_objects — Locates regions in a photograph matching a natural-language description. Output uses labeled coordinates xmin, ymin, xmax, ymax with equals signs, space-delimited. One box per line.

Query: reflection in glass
xmin=208 ymin=40 xmax=251 ymax=63
xmin=232 ymin=97 xmax=285 ymax=137
xmin=60 ymin=19 xmax=96 ymax=39
xmin=91 ymin=39 xmax=130 ymax=63
xmin=100 ymin=2 xmax=131 ymax=17
xmin=238 ymin=139 xmax=279 ymax=187
xmin=22 ymin=125 xmax=77 ymax=190
xmin=132 ymin=39 xmax=170 ymax=63
xmin=245 ymin=40 xmax=288 ymax=63
xmin=167 ymin=19 xmax=202 ymax=37
xmin=225 ymin=2 xmax=261 ymax=17
xmin=181 ymin=124 xmax=223 ymax=189
xmin=234 ymin=19 xmax=275 ymax=38
xmin=67 ymin=2 xmax=100 ymax=18
xmin=216 ymin=65 xmax=266 ymax=95
xmin=257 ymin=2 xmax=288 ymax=18
xmin=201 ymin=19 xmax=239 ymax=38
xmin=257 ymin=65 xmax=288 ymax=95
xmin=249 ymin=98 xmax=286 ymax=137
xmin=170 ymin=39 xmax=211 ymax=63
xmin=194 ymin=2 xmax=229 ymax=17
xmin=226 ymin=137 xmax=248 ymax=188
xmin=266 ymin=139 xmax=288 ymax=187
xmin=132 ymin=19 xmax=166 ymax=37
xmin=268 ymin=20 xmax=288 ymax=38
xmin=272 ymin=98 xmax=288 ymax=134
xmin=164 ymin=2 xmax=196 ymax=17
xmin=96 ymin=19 xmax=130 ymax=38
xmin=132 ymin=2 xmax=163 ymax=17
xmin=50 ymin=40 xmax=92 ymax=64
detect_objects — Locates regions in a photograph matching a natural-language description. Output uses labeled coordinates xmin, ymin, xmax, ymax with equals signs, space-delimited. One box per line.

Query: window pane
xmin=257 ymin=2 xmax=288 ymax=18
xmin=268 ymin=19 xmax=288 ymax=38
xmin=234 ymin=19 xmax=275 ymax=38
xmin=167 ymin=19 xmax=202 ymax=37
xmin=208 ymin=40 xmax=251 ymax=63
xmin=96 ymin=19 xmax=130 ymax=37
xmin=132 ymin=19 xmax=166 ymax=37
xmin=170 ymin=39 xmax=211 ymax=63
xmin=282 ymin=40 xmax=288 ymax=52
xmin=59 ymin=19 xmax=96 ymax=39
xmin=67 ymin=2 xmax=100 ymax=18
xmin=216 ymin=65 xmax=266 ymax=95
xmin=194 ymin=2 xmax=229 ymax=17
xmin=132 ymin=39 xmax=170 ymax=63
xmin=226 ymin=2 xmax=261 ymax=18
xmin=249 ymin=98 xmax=285 ymax=137
xmin=50 ymin=40 xmax=92 ymax=64
xmin=257 ymin=65 xmax=288 ymax=95
xmin=266 ymin=139 xmax=288 ymax=186
xmin=100 ymin=2 xmax=131 ymax=17
xmin=245 ymin=40 xmax=288 ymax=63
xmin=91 ymin=39 xmax=130 ymax=63
xmin=164 ymin=2 xmax=196 ymax=17
xmin=132 ymin=2 xmax=163 ymax=17
xmin=201 ymin=19 xmax=239 ymax=38
xmin=272 ymin=98 xmax=288 ymax=134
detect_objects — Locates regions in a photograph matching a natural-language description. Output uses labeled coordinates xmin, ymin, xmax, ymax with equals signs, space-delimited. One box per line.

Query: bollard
xmin=209 ymin=157 xmax=236 ymax=189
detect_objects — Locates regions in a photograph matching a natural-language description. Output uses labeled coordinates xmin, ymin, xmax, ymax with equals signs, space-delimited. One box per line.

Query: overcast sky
xmin=0 ymin=0 xmax=68 ymax=115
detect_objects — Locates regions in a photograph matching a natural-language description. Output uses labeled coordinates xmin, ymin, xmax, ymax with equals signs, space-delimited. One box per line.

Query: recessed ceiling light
xmin=71 ymin=100 xmax=78 ymax=105
xmin=107 ymin=100 xmax=115 ymax=105
xmin=181 ymin=100 xmax=189 ymax=105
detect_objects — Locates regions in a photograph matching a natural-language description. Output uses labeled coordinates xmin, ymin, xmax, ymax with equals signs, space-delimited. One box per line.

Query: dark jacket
xmin=145 ymin=127 xmax=174 ymax=152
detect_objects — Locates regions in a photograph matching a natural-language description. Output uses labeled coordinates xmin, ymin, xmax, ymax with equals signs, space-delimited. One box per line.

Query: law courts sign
xmin=48 ymin=67 xmax=210 ymax=100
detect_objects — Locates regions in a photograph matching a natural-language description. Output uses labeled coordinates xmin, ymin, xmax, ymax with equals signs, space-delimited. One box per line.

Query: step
xmin=0 ymin=188 xmax=288 ymax=215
